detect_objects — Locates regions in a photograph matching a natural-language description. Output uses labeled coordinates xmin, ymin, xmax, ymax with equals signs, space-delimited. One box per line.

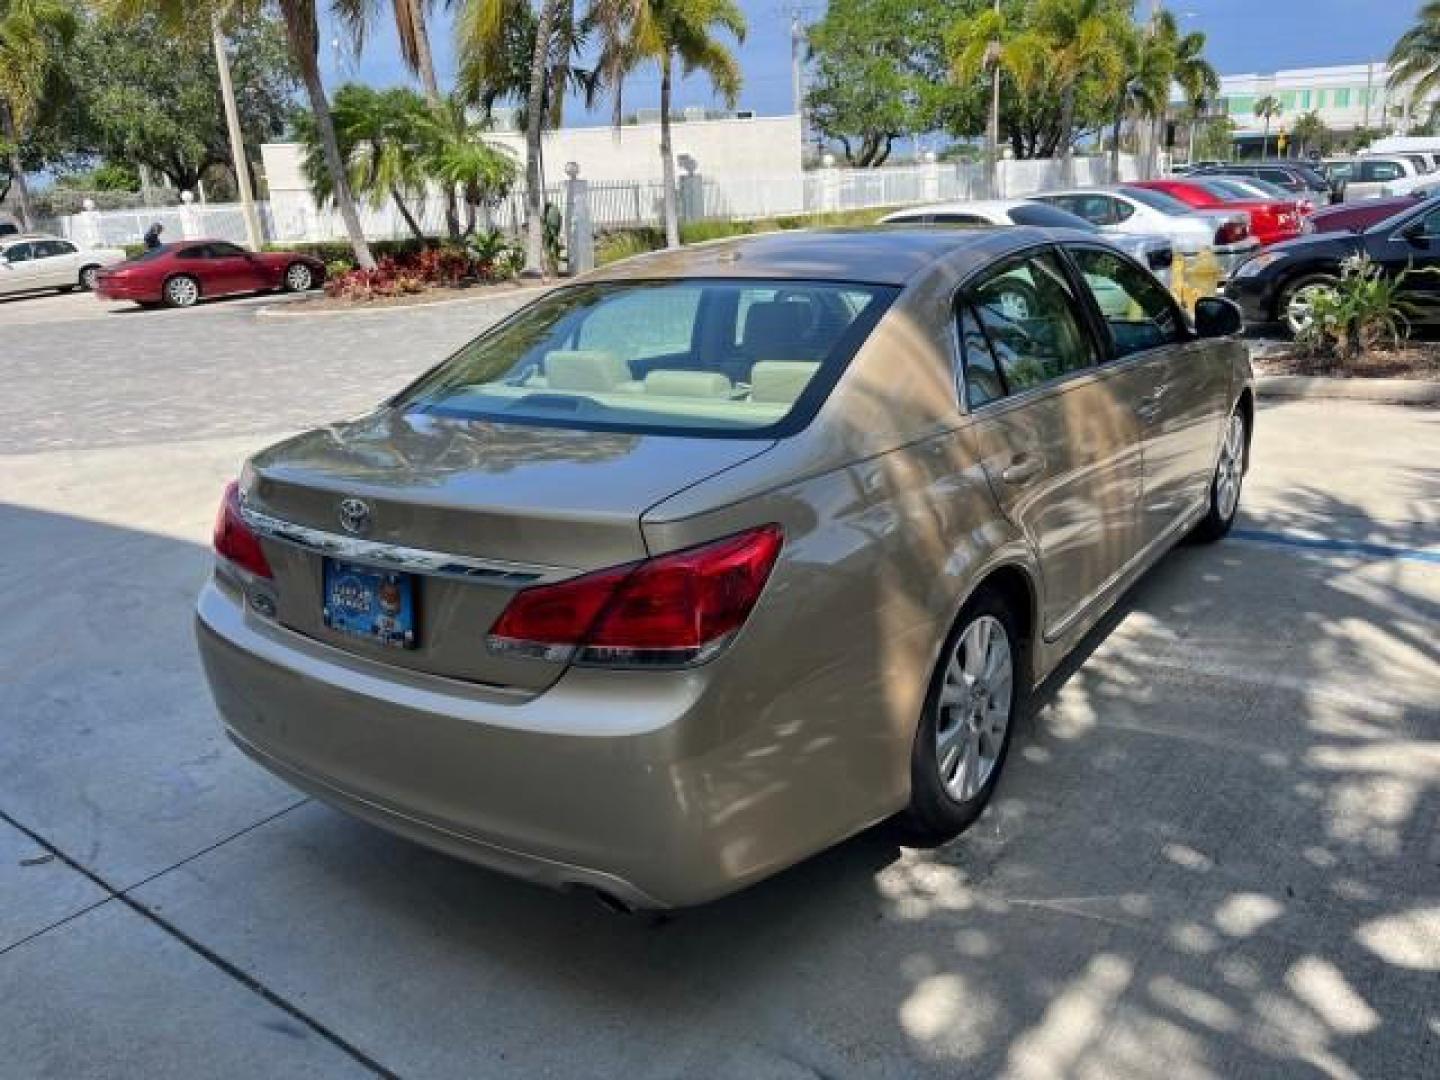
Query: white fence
xmin=56 ymin=154 xmax=1144 ymax=249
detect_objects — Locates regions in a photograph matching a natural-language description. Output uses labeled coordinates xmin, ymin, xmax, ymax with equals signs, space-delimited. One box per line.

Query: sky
xmin=317 ymin=0 xmax=1424 ymax=125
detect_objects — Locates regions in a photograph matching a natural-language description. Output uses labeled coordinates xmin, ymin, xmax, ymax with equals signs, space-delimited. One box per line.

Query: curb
xmin=1255 ymin=374 xmax=1440 ymax=405
xmin=254 ymin=283 xmax=554 ymax=322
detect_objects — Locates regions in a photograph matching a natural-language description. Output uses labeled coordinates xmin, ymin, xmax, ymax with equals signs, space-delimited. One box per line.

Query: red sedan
xmin=1132 ymin=179 xmax=1306 ymax=247
xmin=1307 ymin=195 xmax=1422 ymax=235
xmin=95 ymin=240 xmax=325 ymax=308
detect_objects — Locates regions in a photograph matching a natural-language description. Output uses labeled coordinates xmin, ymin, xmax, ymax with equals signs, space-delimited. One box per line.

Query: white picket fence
xmin=56 ymin=154 xmax=1143 ymax=249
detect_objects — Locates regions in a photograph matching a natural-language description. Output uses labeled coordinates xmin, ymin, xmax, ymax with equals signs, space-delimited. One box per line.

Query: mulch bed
xmin=287 ymin=279 xmax=544 ymax=313
xmin=1253 ymin=343 xmax=1440 ymax=381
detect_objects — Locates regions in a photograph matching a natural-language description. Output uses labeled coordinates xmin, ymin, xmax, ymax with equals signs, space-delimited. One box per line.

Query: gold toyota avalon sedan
xmin=197 ymin=228 xmax=1253 ymax=909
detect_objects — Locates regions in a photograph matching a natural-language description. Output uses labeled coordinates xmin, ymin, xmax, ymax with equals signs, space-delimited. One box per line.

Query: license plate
xmin=322 ymin=560 xmax=417 ymax=649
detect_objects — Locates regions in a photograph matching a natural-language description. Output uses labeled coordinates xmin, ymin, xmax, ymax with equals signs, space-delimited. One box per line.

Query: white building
xmin=1216 ymin=63 xmax=1439 ymax=147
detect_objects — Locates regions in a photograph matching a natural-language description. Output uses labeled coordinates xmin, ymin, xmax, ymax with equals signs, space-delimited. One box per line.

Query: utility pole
xmin=986 ymin=0 xmax=1001 ymax=198
xmin=212 ymin=13 xmax=264 ymax=251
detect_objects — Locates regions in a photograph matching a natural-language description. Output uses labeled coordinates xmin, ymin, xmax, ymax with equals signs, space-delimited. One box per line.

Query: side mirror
xmin=1194 ymin=296 xmax=1244 ymax=339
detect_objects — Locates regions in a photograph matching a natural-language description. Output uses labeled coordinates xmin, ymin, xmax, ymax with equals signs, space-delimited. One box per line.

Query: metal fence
xmin=55 ymin=154 xmax=1145 ymax=249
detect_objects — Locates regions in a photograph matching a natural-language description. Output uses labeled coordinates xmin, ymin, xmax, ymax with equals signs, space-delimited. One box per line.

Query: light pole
xmin=211 ymin=13 xmax=264 ymax=251
xmin=986 ymin=0 xmax=1001 ymax=198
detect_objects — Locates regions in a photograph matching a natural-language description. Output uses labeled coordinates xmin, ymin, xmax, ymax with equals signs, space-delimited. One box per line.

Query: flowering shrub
xmin=1294 ymin=254 xmax=1425 ymax=365
xmin=322 ymin=233 xmax=522 ymax=302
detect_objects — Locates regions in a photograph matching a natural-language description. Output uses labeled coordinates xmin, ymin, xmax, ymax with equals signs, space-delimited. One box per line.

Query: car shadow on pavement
xmin=4 ymin=460 xmax=1437 ymax=1078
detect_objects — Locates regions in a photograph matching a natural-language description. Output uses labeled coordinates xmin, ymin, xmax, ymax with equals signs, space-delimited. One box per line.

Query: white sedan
xmin=0 ymin=235 xmax=128 ymax=298
xmin=880 ymin=199 xmax=1175 ymax=283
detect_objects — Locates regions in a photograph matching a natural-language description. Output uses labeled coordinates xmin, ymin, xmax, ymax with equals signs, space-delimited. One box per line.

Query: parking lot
xmin=1 ymin=292 xmax=1437 ymax=1079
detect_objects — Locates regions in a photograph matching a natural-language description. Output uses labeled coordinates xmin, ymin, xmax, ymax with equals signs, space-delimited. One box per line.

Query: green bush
xmin=596 ymin=228 xmax=664 ymax=265
xmin=1295 ymin=253 xmax=1426 ymax=365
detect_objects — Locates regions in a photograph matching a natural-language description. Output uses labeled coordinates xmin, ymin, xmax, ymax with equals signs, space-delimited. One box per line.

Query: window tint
xmin=1008 ymin=203 xmax=1098 ymax=231
xmin=177 ymin=246 xmax=208 ymax=260
xmin=3 ymin=242 xmax=32 ymax=262
xmin=1069 ymin=247 xmax=1185 ymax=357
xmin=1412 ymin=207 xmax=1440 ymax=237
xmin=397 ymin=280 xmax=897 ymax=436
xmin=956 ymin=305 xmax=1005 ymax=408
xmin=1038 ymin=194 xmax=1114 ymax=225
xmin=970 ymin=252 xmax=1094 ymax=393
xmin=929 ymin=213 xmax=989 ymax=224
xmin=1119 ymin=187 xmax=1190 ymax=215
xmin=1255 ymin=168 xmax=1298 ymax=187
xmin=208 ymin=241 xmax=246 ymax=257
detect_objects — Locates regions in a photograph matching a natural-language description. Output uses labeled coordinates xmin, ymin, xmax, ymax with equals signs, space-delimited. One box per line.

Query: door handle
xmin=1001 ymin=453 xmax=1044 ymax=485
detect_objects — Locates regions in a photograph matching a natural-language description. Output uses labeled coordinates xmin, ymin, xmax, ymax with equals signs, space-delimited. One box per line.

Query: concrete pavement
xmin=2 ymin=295 xmax=1437 ymax=1079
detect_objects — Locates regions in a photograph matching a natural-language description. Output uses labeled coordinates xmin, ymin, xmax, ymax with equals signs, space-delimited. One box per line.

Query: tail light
xmin=213 ymin=480 xmax=273 ymax=579
xmin=1215 ymin=220 xmax=1250 ymax=245
xmin=488 ymin=525 xmax=784 ymax=668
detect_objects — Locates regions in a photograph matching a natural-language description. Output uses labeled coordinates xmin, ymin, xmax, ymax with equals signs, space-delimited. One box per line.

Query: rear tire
xmin=282 ymin=262 xmax=314 ymax=292
xmin=163 ymin=274 xmax=200 ymax=308
xmin=899 ymin=587 xmax=1027 ymax=844
xmin=1191 ymin=406 xmax=1248 ymax=544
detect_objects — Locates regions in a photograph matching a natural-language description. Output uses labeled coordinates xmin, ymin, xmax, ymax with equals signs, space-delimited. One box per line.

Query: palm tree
xmin=593 ymin=0 xmax=745 ymax=248
xmin=103 ymin=0 xmax=376 ymax=269
xmin=1106 ymin=18 xmax=1169 ymax=182
xmin=1291 ymin=110 xmax=1328 ymax=157
xmin=459 ymin=0 xmax=570 ymax=276
xmin=1255 ymin=94 xmax=1283 ymax=157
xmin=1389 ymin=1 xmax=1440 ymax=101
xmin=334 ymin=0 xmax=460 ymax=236
xmin=0 ymin=0 xmax=76 ymax=229
xmin=1031 ymin=0 xmax=1126 ymax=164
xmin=1163 ymin=12 xmax=1218 ymax=168
xmin=298 ymin=84 xmax=433 ymax=240
xmin=421 ymin=95 xmax=519 ymax=236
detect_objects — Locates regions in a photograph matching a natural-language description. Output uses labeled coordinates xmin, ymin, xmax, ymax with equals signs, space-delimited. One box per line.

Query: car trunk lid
xmin=242 ymin=409 xmax=775 ymax=691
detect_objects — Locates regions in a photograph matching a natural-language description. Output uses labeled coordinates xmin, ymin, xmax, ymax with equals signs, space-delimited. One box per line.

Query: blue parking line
xmin=1230 ymin=528 xmax=1440 ymax=566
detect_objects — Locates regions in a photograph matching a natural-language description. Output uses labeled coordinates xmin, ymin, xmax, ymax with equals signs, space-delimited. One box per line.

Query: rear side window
xmin=1068 ymin=247 xmax=1185 ymax=357
xmin=1360 ymin=160 xmax=1404 ymax=182
xmin=4 ymin=242 xmax=32 ymax=262
xmin=928 ymin=213 xmax=989 ymax=225
xmin=956 ymin=306 xmax=1005 ymax=408
xmin=397 ymin=279 xmax=897 ymax=437
xmin=968 ymin=252 xmax=1094 ymax=394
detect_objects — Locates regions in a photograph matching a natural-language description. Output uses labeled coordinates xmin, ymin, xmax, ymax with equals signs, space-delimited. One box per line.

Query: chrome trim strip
xmin=239 ymin=505 xmax=565 ymax=585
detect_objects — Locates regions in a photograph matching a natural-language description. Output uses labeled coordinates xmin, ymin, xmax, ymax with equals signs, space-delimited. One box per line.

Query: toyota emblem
xmin=338 ymin=497 xmax=372 ymax=536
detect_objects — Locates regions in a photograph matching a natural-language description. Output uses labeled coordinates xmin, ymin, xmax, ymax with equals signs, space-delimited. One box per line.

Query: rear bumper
xmin=194 ymin=577 xmax=872 ymax=908
xmin=95 ymin=279 xmax=155 ymax=302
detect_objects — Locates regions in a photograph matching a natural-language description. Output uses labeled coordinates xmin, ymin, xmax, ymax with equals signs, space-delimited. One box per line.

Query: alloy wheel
xmin=285 ymin=264 xmax=313 ymax=291
xmin=1285 ymin=282 xmax=1335 ymax=335
xmin=934 ymin=614 xmax=1014 ymax=802
xmin=166 ymin=276 xmax=199 ymax=307
xmin=80 ymin=266 xmax=98 ymax=291
xmin=1216 ymin=412 xmax=1245 ymax=520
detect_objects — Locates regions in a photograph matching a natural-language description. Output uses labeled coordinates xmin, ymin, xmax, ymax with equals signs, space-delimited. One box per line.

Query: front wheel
xmin=1280 ymin=274 xmax=1337 ymax=337
xmin=900 ymin=587 xmax=1026 ymax=843
xmin=163 ymin=274 xmax=200 ymax=308
xmin=79 ymin=265 xmax=100 ymax=291
xmin=1191 ymin=407 xmax=1248 ymax=543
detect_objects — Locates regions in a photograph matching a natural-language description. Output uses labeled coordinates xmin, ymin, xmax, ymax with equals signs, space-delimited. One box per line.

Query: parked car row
xmin=0 ymin=233 xmax=325 ymax=309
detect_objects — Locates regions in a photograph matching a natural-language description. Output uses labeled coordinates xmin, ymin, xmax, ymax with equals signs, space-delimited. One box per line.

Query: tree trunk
xmin=408 ymin=1 xmax=460 ymax=241
xmin=1109 ymin=98 xmax=1125 ymax=183
xmin=2 ymin=104 xmax=34 ymax=230
xmin=391 ymin=187 xmax=425 ymax=240
xmin=294 ymin=55 xmax=374 ymax=268
xmin=1058 ymin=83 xmax=1077 ymax=183
xmin=522 ymin=0 xmax=561 ymax=277
xmin=659 ymin=54 xmax=680 ymax=249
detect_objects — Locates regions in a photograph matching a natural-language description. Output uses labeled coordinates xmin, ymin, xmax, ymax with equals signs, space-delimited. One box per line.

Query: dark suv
xmin=1191 ymin=161 xmax=1336 ymax=204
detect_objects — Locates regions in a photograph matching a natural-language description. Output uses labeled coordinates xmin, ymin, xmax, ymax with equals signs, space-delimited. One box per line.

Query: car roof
xmin=584 ymin=227 xmax=1059 ymax=287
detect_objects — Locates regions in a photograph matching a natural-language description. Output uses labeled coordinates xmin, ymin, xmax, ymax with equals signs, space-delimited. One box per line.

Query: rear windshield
xmin=396 ymin=279 xmax=898 ymax=437
xmin=1120 ymin=186 xmax=1192 ymax=215
xmin=1009 ymin=203 xmax=1099 ymax=231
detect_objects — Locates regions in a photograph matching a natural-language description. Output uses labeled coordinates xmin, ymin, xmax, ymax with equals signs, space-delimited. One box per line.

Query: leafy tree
xmin=806 ymin=0 xmax=930 ymax=166
xmin=1191 ymin=116 xmax=1235 ymax=161
xmin=54 ymin=160 xmax=140 ymax=190
xmin=456 ymin=0 xmax=596 ymax=130
xmin=1254 ymin=94 xmax=1283 ymax=156
xmin=1291 ymin=110 xmax=1328 ymax=156
xmin=67 ymin=11 xmax=294 ymax=195
xmin=102 ymin=0 xmax=376 ymax=269
xmin=1032 ymin=0 xmax=1127 ymax=162
xmin=592 ymin=0 xmax=745 ymax=247
xmin=0 ymin=0 xmax=77 ymax=227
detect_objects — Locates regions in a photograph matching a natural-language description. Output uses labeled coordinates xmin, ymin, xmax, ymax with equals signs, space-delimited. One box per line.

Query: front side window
xmin=396 ymin=279 xmax=897 ymax=436
xmin=1069 ymin=247 xmax=1186 ymax=357
xmin=969 ymin=251 xmax=1094 ymax=394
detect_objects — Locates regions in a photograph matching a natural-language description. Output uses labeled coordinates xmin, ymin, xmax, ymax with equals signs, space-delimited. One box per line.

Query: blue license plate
xmin=322 ymin=560 xmax=417 ymax=649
